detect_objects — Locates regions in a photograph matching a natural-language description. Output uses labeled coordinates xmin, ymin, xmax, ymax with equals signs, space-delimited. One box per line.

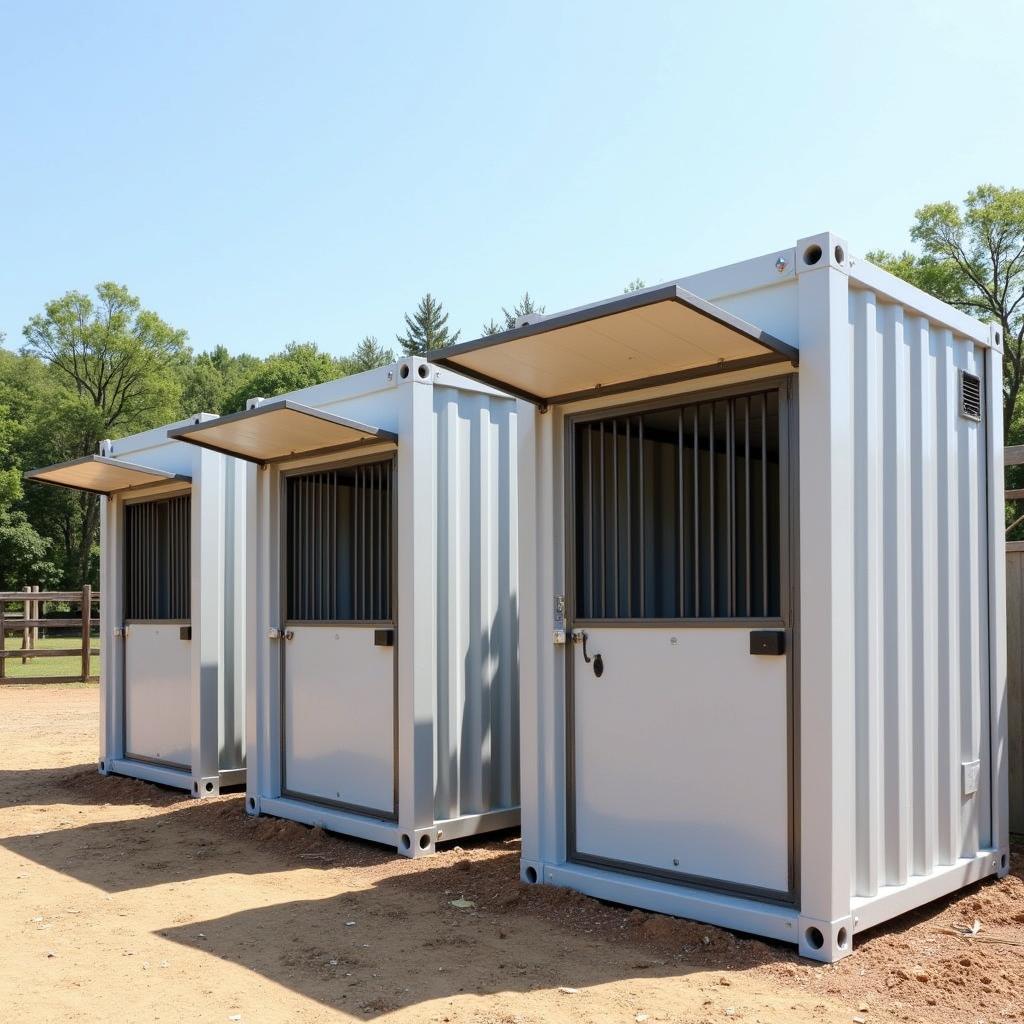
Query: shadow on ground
xmin=156 ymin=843 xmax=792 ymax=1018
xmin=0 ymin=793 xmax=405 ymax=891
xmin=0 ymin=764 xmax=188 ymax=810
xmin=4 ymin=751 xmax=1022 ymax=1021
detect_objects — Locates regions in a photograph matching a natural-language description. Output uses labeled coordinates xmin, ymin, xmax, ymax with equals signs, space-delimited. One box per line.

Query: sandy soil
xmin=1 ymin=686 xmax=1021 ymax=1024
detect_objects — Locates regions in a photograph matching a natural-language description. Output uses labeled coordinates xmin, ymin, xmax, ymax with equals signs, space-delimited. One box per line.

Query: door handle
xmin=572 ymin=630 xmax=604 ymax=678
xmin=268 ymin=627 xmax=294 ymax=641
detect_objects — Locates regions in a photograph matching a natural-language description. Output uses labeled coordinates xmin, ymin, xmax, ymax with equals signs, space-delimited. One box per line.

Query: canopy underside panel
xmin=429 ymin=285 xmax=798 ymax=407
xmin=24 ymin=456 xmax=189 ymax=496
xmin=167 ymin=399 xmax=397 ymax=465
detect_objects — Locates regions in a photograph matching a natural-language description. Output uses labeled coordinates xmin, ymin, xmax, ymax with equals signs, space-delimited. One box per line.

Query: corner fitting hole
xmin=418 ymin=833 xmax=431 ymax=850
xmin=399 ymin=364 xmax=410 ymax=380
xmin=836 ymin=926 xmax=849 ymax=950
xmin=1002 ymin=853 xmax=1008 ymax=870
xmin=802 ymin=244 xmax=823 ymax=267
xmin=400 ymin=833 xmax=411 ymax=851
xmin=524 ymin=865 xmax=538 ymax=884
xmin=996 ymin=332 xmax=1002 ymax=345
xmin=834 ymin=244 xmax=845 ymax=264
xmin=417 ymin=363 xmax=430 ymax=379
xmin=192 ymin=782 xmax=199 ymax=794
xmin=99 ymin=761 xmax=105 ymax=772
xmin=805 ymin=926 xmax=824 ymax=951
xmin=248 ymin=797 xmax=256 ymax=811
xmin=205 ymin=781 xmax=213 ymax=793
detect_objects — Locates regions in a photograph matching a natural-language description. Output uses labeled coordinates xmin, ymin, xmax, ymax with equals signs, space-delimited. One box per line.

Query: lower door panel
xmin=124 ymin=623 xmax=191 ymax=768
xmin=283 ymin=625 xmax=395 ymax=817
xmin=572 ymin=626 xmax=790 ymax=896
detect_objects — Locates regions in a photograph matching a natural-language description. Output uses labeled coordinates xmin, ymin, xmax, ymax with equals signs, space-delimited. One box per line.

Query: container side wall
xmin=433 ymin=385 xmax=520 ymax=820
xmin=849 ymin=286 xmax=992 ymax=899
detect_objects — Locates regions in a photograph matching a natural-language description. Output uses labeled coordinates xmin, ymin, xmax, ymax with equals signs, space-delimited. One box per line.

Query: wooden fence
xmin=0 ymin=586 xmax=99 ymax=685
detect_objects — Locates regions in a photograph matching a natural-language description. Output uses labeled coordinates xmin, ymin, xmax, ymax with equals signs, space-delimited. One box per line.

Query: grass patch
xmin=0 ymin=633 xmax=100 ymax=682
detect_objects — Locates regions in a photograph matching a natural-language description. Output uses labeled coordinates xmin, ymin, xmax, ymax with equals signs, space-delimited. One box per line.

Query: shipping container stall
xmin=169 ymin=357 xmax=519 ymax=856
xmin=429 ymin=231 xmax=1009 ymax=960
xmin=25 ymin=416 xmax=247 ymax=796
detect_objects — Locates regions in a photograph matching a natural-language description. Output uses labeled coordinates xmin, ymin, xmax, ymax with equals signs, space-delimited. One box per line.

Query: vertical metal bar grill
xmin=574 ymin=388 xmax=781 ymax=621
xmin=286 ymin=459 xmax=393 ymax=623
xmin=124 ymin=494 xmax=191 ymax=620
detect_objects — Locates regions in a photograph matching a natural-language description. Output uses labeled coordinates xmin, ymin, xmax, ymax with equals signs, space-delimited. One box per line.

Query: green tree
xmin=397 ymin=293 xmax=460 ymax=355
xmin=20 ymin=283 xmax=187 ymax=582
xmin=483 ymin=292 xmax=546 ymax=335
xmin=867 ymin=185 xmax=1024 ymax=442
xmin=624 ymin=278 xmax=646 ymax=294
xmin=348 ymin=335 xmax=395 ymax=373
xmin=181 ymin=345 xmax=260 ymax=415
xmin=221 ymin=341 xmax=348 ymax=413
xmin=0 ymin=358 xmax=59 ymax=589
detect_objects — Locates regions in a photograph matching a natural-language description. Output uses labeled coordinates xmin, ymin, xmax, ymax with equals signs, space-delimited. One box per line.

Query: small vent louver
xmin=960 ymin=370 xmax=982 ymax=422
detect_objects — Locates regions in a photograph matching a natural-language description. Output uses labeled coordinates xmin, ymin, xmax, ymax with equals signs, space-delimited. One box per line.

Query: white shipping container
xmin=27 ymin=417 xmax=247 ymax=796
xmin=170 ymin=357 xmax=520 ymax=855
xmin=430 ymin=231 xmax=1008 ymax=960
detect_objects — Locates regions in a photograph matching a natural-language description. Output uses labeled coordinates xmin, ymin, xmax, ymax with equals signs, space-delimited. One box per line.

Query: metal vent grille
xmin=123 ymin=494 xmax=191 ymax=620
xmin=573 ymin=388 xmax=782 ymax=621
xmin=960 ymin=370 xmax=982 ymax=421
xmin=285 ymin=458 xmax=393 ymax=622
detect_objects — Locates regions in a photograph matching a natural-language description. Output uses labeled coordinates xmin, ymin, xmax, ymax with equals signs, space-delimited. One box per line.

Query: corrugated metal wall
xmin=433 ymin=386 xmax=519 ymax=821
xmin=850 ymin=286 xmax=991 ymax=898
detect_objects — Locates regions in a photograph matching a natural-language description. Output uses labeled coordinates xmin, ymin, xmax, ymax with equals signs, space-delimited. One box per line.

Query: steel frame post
xmin=396 ymin=363 xmax=440 ymax=856
xmin=795 ymin=232 xmax=855 ymax=961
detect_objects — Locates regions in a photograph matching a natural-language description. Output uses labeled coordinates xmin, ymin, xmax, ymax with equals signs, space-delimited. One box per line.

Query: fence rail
xmin=0 ymin=585 xmax=99 ymax=685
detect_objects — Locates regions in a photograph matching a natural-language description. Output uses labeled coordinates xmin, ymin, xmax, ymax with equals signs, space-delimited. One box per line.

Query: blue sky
xmin=2 ymin=1 xmax=1022 ymax=360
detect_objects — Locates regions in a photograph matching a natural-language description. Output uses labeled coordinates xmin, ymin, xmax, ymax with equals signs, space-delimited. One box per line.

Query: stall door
xmin=123 ymin=494 xmax=192 ymax=768
xmin=282 ymin=459 xmax=396 ymax=818
xmin=569 ymin=385 xmax=793 ymax=898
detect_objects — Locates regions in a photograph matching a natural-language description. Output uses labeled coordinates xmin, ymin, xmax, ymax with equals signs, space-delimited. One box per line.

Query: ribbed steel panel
xmin=434 ymin=385 xmax=519 ymax=821
xmin=849 ymin=286 xmax=991 ymax=898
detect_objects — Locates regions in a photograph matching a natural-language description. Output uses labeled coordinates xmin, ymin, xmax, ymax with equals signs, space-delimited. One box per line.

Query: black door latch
xmin=575 ymin=630 xmax=605 ymax=678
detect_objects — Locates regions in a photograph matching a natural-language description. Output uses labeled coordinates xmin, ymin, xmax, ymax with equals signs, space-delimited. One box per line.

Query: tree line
xmin=3 ymin=183 xmax=1022 ymax=589
xmin=0 ymin=286 xmax=548 ymax=590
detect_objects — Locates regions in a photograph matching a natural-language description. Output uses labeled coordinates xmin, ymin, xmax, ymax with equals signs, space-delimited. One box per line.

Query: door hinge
xmin=268 ymin=627 xmax=294 ymax=641
xmin=553 ymin=594 xmax=567 ymax=644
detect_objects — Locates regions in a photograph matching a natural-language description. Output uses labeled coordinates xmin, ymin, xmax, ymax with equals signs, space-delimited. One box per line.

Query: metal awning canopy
xmin=24 ymin=456 xmax=191 ymax=496
xmin=166 ymin=399 xmax=398 ymax=466
xmin=429 ymin=284 xmax=798 ymax=408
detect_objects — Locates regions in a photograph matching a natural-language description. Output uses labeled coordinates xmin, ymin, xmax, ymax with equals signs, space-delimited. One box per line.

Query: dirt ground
xmin=1 ymin=686 xmax=1021 ymax=1024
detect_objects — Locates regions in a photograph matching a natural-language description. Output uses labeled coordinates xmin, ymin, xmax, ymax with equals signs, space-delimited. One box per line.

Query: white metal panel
xmin=106 ymin=416 xmax=211 ymax=477
xmin=433 ymin=385 xmax=520 ymax=822
xmin=283 ymin=626 xmax=394 ymax=815
xmin=572 ymin=627 xmax=789 ymax=893
xmin=124 ymin=623 xmax=191 ymax=767
xmin=848 ymin=286 xmax=992 ymax=898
